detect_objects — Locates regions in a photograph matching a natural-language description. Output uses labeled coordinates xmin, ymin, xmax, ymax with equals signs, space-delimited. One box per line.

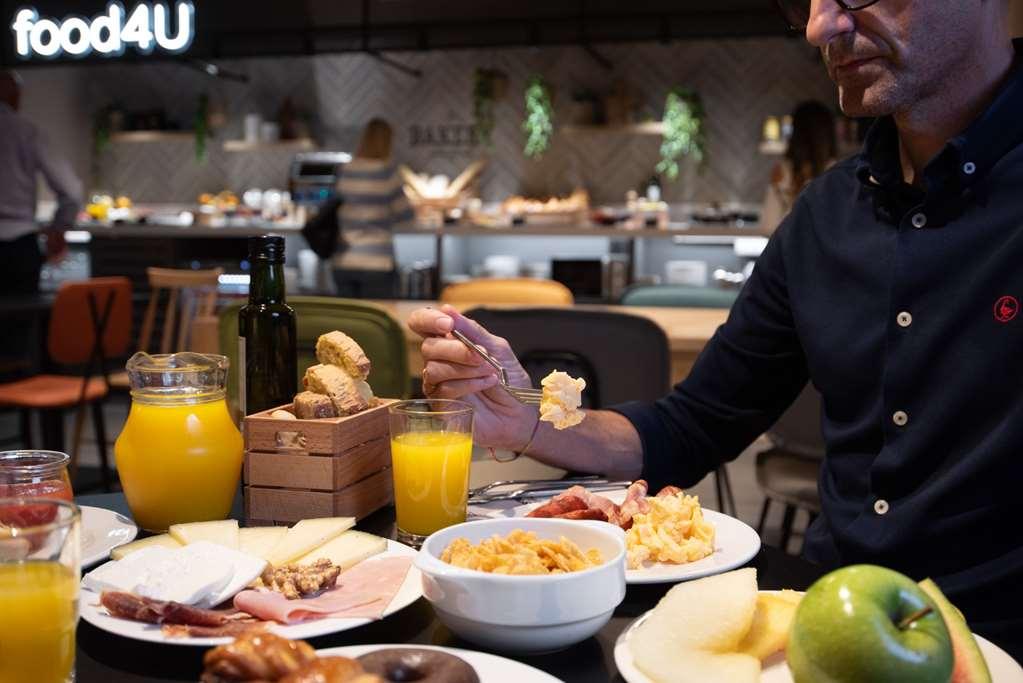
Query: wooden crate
xmin=243 ymin=399 xmax=396 ymax=525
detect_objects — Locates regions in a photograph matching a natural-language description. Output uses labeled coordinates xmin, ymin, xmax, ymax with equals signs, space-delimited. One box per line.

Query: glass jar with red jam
xmin=0 ymin=451 xmax=73 ymax=501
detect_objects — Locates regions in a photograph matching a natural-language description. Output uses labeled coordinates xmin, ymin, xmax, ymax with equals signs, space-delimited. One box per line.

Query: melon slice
xmin=633 ymin=567 xmax=759 ymax=653
xmin=168 ymin=520 xmax=239 ymax=549
xmin=634 ymin=648 xmax=760 ymax=683
xmin=110 ymin=533 xmax=182 ymax=561
xmin=737 ymin=593 xmax=800 ymax=661
xmin=918 ymin=578 xmax=992 ymax=683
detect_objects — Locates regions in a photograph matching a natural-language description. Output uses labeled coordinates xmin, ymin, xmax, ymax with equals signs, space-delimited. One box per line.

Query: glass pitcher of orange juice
xmin=114 ymin=352 xmax=243 ymax=532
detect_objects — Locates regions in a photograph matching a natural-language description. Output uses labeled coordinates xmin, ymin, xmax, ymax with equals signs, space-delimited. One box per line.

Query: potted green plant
xmin=523 ymin=75 xmax=554 ymax=159
xmin=472 ymin=68 xmax=508 ymax=147
xmin=657 ymin=87 xmax=706 ymax=180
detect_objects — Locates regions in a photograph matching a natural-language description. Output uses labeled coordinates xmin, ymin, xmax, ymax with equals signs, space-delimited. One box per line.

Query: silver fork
xmin=451 ymin=329 xmax=543 ymax=406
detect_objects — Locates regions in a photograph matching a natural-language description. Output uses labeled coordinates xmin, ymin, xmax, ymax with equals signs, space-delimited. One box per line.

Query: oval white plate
xmin=79 ymin=540 xmax=422 ymax=647
xmin=614 ymin=599 xmax=1023 ymax=683
xmin=502 ymin=489 xmax=761 ymax=584
xmin=80 ymin=505 xmax=138 ymax=568
xmin=317 ymin=644 xmax=562 ymax=683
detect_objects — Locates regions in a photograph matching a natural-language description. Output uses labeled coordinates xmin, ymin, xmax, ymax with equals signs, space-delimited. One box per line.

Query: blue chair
xmin=620 ymin=284 xmax=739 ymax=309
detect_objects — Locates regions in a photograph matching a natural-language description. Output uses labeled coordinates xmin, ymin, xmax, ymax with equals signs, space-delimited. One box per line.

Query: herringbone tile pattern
xmin=90 ymin=39 xmax=836 ymax=205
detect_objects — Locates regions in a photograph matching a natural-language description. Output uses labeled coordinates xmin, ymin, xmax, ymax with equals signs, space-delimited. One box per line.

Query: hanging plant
xmin=657 ymin=87 xmax=706 ymax=181
xmin=472 ymin=68 xmax=507 ymax=147
xmin=522 ymin=76 xmax=554 ymax=159
xmin=195 ymin=93 xmax=209 ymax=164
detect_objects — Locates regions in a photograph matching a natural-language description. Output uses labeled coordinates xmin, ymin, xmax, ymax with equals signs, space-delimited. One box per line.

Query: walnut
xmin=260 ymin=559 xmax=341 ymax=600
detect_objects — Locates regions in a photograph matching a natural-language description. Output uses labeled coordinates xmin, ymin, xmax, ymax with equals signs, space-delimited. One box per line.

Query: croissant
xmin=201 ymin=632 xmax=317 ymax=682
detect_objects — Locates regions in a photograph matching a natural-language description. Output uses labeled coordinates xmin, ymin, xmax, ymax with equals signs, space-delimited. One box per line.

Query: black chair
xmin=464 ymin=307 xmax=737 ymax=514
xmin=756 ymin=383 xmax=825 ymax=554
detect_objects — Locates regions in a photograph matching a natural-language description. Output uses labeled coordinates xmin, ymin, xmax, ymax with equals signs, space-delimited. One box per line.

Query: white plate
xmin=317 ymin=644 xmax=562 ymax=683
xmin=80 ymin=505 xmax=138 ymax=568
xmin=496 ymin=489 xmax=761 ymax=584
xmin=79 ymin=540 xmax=422 ymax=647
xmin=614 ymin=599 xmax=1023 ymax=683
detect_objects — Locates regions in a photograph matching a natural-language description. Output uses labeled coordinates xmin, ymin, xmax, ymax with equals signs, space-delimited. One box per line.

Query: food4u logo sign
xmin=11 ymin=1 xmax=195 ymax=60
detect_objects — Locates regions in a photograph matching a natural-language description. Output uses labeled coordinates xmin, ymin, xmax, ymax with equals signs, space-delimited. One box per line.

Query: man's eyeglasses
xmin=774 ymin=0 xmax=882 ymax=30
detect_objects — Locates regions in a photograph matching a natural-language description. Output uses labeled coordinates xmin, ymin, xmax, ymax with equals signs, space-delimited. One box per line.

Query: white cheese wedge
xmin=85 ymin=541 xmax=267 ymax=607
xmin=83 ymin=546 xmax=178 ymax=594
xmin=296 ymin=530 xmax=387 ymax=570
xmin=109 ymin=533 xmax=182 ymax=561
xmin=238 ymin=526 xmax=288 ymax=560
xmin=168 ymin=519 xmax=239 ymax=549
xmin=175 ymin=541 xmax=267 ymax=607
xmin=264 ymin=517 xmax=355 ymax=566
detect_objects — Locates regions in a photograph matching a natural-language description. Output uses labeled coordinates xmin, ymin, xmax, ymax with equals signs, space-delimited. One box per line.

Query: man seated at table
xmin=409 ymin=0 xmax=1023 ymax=661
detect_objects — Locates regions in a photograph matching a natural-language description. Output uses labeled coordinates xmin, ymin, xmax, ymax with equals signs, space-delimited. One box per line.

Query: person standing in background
xmin=0 ymin=70 xmax=83 ymax=294
xmin=333 ymin=118 xmax=413 ymax=298
xmin=759 ymin=100 xmax=837 ymax=234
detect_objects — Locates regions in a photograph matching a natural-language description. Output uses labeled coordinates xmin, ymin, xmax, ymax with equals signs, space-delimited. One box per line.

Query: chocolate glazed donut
xmin=357 ymin=649 xmax=480 ymax=683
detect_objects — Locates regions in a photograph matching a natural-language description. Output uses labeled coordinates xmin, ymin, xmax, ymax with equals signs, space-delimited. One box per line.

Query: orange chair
xmin=440 ymin=278 xmax=574 ymax=306
xmin=0 ymin=278 xmax=132 ymax=490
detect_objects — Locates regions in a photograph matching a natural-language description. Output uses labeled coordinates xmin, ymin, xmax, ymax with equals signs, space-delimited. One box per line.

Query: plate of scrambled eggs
xmin=510 ymin=489 xmax=761 ymax=584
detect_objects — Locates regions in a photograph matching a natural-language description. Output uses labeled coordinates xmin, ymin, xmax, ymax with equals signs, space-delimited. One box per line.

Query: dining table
xmin=73 ymin=491 xmax=827 ymax=683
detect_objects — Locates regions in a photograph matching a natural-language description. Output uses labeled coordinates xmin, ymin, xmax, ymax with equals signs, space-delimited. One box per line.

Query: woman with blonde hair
xmin=333 ymin=117 xmax=413 ymax=297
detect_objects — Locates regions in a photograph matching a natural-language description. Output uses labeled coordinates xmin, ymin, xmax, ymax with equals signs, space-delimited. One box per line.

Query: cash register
xmin=288 ymin=151 xmax=351 ymax=207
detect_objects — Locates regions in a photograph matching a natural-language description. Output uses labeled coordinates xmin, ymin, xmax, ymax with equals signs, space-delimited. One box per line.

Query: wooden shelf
xmin=109 ymin=131 xmax=194 ymax=143
xmin=222 ymin=138 xmax=316 ymax=152
xmin=562 ymin=122 xmax=665 ymax=135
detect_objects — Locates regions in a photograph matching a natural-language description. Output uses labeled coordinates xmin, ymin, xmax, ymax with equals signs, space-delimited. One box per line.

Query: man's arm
xmin=33 ymin=129 xmax=83 ymax=259
xmin=409 ymin=207 xmax=808 ymax=487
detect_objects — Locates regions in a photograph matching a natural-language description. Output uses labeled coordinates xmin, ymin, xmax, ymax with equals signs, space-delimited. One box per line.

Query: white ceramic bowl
xmin=415 ymin=517 xmax=627 ymax=653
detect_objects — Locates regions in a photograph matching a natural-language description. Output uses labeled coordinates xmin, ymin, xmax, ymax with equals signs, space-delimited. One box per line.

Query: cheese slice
xmin=264 ymin=517 xmax=355 ymax=566
xmin=110 ymin=533 xmax=182 ymax=561
xmin=238 ymin=526 xmax=288 ymax=560
xmin=168 ymin=520 xmax=239 ymax=549
xmin=84 ymin=546 xmax=178 ymax=594
xmin=174 ymin=541 xmax=267 ymax=607
xmin=296 ymin=530 xmax=388 ymax=570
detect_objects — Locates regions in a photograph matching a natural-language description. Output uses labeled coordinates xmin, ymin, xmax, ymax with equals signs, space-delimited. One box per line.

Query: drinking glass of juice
xmin=115 ymin=352 xmax=243 ymax=532
xmin=0 ymin=451 xmax=73 ymax=501
xmin=389 ymin=399 xmax=474 ymax=547
xmin=0 ymin=497 xmax=80 ymax=683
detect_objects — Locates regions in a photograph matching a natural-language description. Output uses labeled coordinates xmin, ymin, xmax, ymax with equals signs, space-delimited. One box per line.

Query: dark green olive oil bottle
xmin=238 ymin=235 xmax=297 ymax=415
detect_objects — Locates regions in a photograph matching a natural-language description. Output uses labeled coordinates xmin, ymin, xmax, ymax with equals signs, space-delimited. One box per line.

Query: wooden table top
xmin=369 ymin=300 xmax=729 ymax=353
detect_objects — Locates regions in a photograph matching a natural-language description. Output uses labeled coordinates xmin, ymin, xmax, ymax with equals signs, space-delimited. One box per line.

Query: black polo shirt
xmin=615 ymin=44 xmax=1023 ymax=654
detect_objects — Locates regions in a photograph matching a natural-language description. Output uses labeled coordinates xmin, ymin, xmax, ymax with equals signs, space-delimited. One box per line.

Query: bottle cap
xmin=249 ymin=235 xmax=285 ymax=262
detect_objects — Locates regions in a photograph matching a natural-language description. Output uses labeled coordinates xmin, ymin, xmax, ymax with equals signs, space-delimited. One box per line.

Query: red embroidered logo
xmin=994 ymin=295 xmax=1019 ymax=323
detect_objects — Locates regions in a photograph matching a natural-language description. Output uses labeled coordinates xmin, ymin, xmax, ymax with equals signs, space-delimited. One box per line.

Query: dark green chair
xmin=218 ymin=296 xmax=410 ymax=418
xmin=620 ymin=284 xmax=740 ymax=309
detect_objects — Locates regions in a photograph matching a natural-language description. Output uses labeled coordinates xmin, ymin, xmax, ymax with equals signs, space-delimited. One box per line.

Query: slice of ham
xmin=234 ymin=556 xmax=412 ymax=625
xmin=100 ymin=591 xmax=246 ymax=626
xmin=162 ymin=621 xmax=268 ymax=639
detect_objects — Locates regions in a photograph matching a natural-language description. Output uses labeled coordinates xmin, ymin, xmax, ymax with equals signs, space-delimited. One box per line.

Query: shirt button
xmin=874 ymin=499 xmax=890 ymax=515
xmin=897 ymin=312 xmax=913 ymax=327
xmin=911 ymin=213 xmax=927 ymax=229
xmin=963 ymin=161 xmax=977 ymax=175
xmin=892 ymin=410 xmax=909 ymax=426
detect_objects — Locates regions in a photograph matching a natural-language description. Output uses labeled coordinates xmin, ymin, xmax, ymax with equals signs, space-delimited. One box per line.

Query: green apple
xmin=787 ymin=565 xmax=953 ymax=683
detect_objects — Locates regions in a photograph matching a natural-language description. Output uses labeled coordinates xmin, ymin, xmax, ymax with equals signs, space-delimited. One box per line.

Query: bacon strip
xmin=657 ymin=485 xmax=683 ymax=497
xmin=100 ymin=591 xmax=247 ymax=627
xmin=553 ymin=508 xmax=608 ymax=522
xmin=526 ymin=494 xmax=588 ymax=518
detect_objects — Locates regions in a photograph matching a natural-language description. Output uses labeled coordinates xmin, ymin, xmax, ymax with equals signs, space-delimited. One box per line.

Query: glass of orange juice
xmin=0 ymin=497 xmax=80 ymax=683
xmin=389 ymin=399 xmax=473 ymax=547
xmin=115 ymin=352 xmax=243 ymax=532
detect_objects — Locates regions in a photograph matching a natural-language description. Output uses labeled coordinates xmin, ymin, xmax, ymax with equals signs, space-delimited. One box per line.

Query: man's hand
xmin=408 ymin=305 xmax=538 ymax=451
xmin=43 ymin=229 xmax=67 ymax=263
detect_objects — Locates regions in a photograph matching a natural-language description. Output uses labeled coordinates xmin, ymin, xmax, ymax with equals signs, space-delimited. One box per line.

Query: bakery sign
xmin=11 ymin=1 xmax=195 ymax=60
